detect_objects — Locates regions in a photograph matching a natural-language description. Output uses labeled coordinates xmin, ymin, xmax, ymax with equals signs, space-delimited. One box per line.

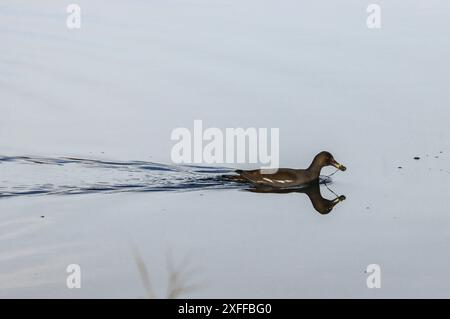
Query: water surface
xmin=1 ymin=0 xmax=450 ymax=298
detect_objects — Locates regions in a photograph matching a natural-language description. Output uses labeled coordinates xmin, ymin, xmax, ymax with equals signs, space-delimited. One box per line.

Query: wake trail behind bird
xmin=0 ymin=155 xmax=240 ymax=198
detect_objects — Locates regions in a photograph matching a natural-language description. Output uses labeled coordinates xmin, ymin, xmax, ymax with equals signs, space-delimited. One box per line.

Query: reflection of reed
xmin=132 ymin=246 xmax=203 ymax=299
xmin=132 ymin=247 xmax=155 ymax=299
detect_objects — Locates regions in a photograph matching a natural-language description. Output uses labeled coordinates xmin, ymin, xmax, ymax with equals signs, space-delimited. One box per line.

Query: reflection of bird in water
xmin=245 ymin=182 xmax=346 ymax=215
xmin=227 ymin=151 xmax=346 ymax=188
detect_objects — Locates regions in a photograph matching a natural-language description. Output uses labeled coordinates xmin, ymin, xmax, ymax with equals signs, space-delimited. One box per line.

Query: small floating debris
xmin=413 ymin=157 xmax=420 ymax=160
xmin=397 ymin=166 xmax=402 ymax=169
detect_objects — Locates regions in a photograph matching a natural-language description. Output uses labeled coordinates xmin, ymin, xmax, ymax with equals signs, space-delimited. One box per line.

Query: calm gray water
xmin=1 ymin=0 xmax=450 ymax=298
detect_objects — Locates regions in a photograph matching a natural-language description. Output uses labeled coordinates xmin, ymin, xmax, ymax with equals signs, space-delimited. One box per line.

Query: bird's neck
xmin=307 ymin=158 xmax=323 ymax=178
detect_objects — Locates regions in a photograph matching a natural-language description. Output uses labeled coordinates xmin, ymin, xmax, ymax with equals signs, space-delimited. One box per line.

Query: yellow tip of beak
xmin=331 ymin=159 xmax=347 ymax=171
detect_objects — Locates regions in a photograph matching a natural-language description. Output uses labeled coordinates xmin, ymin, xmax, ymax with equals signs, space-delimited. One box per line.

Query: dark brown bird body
xmin=231 ymin=151 xmax=346 ymax=188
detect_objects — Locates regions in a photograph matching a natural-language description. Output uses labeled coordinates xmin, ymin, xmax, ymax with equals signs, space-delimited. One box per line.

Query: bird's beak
xmin=331 ymin=158 xmax=347 ymax=171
